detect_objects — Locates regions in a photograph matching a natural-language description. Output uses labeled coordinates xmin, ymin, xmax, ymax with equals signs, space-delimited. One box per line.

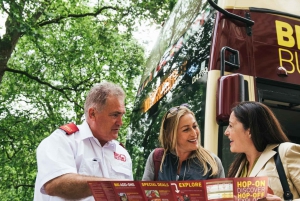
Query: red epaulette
xmin=59 ymin=122 xmax=79 ymax=135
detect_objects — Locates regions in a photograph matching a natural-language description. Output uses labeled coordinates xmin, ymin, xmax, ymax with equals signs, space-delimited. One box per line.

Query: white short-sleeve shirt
xmin=33 ymin=120 xmax=133 ymax=201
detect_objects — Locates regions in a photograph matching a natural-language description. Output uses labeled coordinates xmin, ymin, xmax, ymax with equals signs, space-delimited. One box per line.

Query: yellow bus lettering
xmin=295 ymin=50 xmax=300 ymax=73
xmin=278 ymin=48 xmax=295 ymax=73
xmin=296 ymin=25 xmax=300 ymax=49
xmin=276 ymin=20 xmax=295 ymax=48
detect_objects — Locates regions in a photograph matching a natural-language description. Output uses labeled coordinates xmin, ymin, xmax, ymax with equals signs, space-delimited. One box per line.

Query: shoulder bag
xmin=273 ymin=145 xmax=293 ymax=201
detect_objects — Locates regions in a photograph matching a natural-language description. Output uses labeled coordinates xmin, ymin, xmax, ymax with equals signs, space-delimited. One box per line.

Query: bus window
xmin=127 ymin=0 xmax=215 ymax=180
xmin=257 ymin=79 xmax=300 ymax=144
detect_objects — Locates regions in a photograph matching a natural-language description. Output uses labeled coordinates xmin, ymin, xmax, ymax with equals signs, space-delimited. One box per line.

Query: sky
xmin=0 ymin=13 xmax=6 ymax=36
xmin=133 ymin=22 xmax=160 ymax=57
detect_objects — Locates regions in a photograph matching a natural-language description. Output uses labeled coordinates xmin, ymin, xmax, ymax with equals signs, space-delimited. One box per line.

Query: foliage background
xmin=0 ymin=0 xmax=176 ymax=199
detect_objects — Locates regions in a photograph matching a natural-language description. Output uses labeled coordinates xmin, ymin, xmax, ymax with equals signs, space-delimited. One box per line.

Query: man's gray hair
xmin=84 ymin=82 xmax=125 ymax=117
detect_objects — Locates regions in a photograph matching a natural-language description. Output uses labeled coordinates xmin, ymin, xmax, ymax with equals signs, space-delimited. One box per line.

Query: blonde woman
xmin=142 ymin=104 xmax=225 ymax=181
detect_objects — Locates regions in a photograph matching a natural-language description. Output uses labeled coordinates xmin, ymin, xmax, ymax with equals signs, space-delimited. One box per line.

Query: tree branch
xmin=15 ymin=184 xmax=34 ymax=189
xmin=4 ymin=67 xmax=89 ymax=109
xmin=37 ymin=6 xmax=119 ymax=26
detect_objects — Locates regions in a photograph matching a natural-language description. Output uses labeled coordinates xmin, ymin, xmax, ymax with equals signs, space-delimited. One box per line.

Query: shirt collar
xmin=78 ymin=120 xmax=117 ymax=150
xmin=77 ymin=120 xmax=94 ymax=140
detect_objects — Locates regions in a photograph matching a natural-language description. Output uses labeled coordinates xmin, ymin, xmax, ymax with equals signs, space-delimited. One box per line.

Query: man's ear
xmin=88 ymin=108 xmax=95 ymax=119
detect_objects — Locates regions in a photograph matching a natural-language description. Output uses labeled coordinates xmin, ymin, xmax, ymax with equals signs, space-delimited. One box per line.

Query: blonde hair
xmin=158 ymin=106 xmax=219 ymax=176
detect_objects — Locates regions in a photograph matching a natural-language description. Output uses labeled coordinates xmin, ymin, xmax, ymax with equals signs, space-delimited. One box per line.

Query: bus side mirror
xmin=216 ymin=73 xmax=245 ymax=125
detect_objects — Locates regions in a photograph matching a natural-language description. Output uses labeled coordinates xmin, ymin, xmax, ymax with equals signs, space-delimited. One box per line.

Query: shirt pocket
xmin=110 ymin=165 xmax=132 ymax=179
xmin=78 ymin=158 xmax=103 ymax=177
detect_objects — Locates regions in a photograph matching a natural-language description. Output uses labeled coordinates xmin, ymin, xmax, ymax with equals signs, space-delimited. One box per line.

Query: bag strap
xmin=273 ymin=145 xmax=293 ymax=201
xmin=153 ymin=148 xmax=164 ymax=181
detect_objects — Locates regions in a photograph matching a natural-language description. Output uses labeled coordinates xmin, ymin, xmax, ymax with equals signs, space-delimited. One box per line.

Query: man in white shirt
xmin=34 ymin=82 xmax=133 ymax=201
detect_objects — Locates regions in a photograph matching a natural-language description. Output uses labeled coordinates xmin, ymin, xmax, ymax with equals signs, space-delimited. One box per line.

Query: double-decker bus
xmin=126 ymin=0 xmax=300 ymax=180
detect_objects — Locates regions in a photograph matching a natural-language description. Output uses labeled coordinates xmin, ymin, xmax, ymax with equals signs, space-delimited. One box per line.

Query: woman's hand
xmin=258 ymin=194 xmax=282 ymax=201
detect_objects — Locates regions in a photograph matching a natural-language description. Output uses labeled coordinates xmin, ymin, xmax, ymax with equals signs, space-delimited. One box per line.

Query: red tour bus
xmin=126 ymin=0 xmax=300 ymax=179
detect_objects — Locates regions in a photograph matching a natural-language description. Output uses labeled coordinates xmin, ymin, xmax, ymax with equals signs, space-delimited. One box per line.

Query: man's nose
xmin=116 ymin=117 xmax=123 ymax=126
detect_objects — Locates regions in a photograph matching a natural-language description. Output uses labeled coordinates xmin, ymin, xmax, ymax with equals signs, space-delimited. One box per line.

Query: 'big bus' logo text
xmin=276 ymin=20 xmax=300 ymax=74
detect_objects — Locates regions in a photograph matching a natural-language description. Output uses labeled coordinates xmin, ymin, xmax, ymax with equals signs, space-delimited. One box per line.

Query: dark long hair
xmin=227 ymin=101 xmax=290 ymax=177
